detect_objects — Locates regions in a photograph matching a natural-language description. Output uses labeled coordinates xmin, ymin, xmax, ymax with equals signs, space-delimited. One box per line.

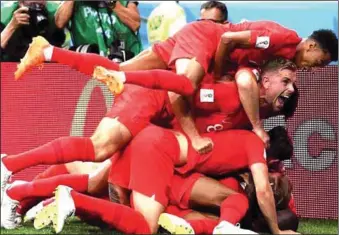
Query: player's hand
xmin=277 ymin=229 xmax=300 ymax=234
xmin=9 ymin=7 xmax=30 ymax=29
xmin=191 ymin=136 xmax=214 ymax=155
xmin=253 ymin=127 xmax=270 ymax=149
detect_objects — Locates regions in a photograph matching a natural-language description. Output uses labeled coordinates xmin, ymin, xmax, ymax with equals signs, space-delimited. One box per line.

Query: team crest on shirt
xmin=200 ymin=89 xmax=214 ymax=103
xmin=255 ymin=36 xmax=270 ymax=49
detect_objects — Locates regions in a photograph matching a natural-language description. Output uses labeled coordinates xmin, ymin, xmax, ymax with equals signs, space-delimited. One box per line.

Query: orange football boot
xmin=93 ymin=66 xmax=124 ymax=95
xmin=14 ymin=36 xmax=50 ymax=80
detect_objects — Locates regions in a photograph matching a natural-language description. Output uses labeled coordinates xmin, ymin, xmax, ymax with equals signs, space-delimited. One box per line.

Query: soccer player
xmin=14 ymin=21 xmax=337 ymax=149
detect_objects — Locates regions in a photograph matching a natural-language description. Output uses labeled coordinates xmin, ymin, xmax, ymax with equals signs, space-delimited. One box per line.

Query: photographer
xmin=55 ymin=1 xmax=142 ymax=62
xmin=0 ymin=0 xmax=65 ymax=62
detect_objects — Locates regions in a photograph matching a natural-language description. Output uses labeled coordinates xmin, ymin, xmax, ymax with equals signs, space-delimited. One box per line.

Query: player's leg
xmin=2 ymin=165 xmax=110 ymax=229
xmin=93 ymin=67 xmax=195 ymax=96
xmin=1 ymin=117 xmax=130 ymax=177
xmin=127 ymin=125 xmax=188 ymax=233
xmin=160 ymin=172 xmax=219 ymax=235
xmin=160 ymin=207 xmax=219 ymax=235
xmin=14 ymin=36 xmax=120 ymax=79
xmin=120 ymin=47 xmax=168 ymax=71
xmin=34 ymin=186 xmax=151 ymax=234
xmin=187 ymin=176 xmax=256 ymax=234
xmin=1 ymin=86 xmax=161 ymax=201
xmin=20 ymin=160 xmax=112 ymax=225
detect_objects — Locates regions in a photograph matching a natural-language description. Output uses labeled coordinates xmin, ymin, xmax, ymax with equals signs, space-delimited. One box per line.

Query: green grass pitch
xmin=0 ymin=217 xmax=337 ymax=234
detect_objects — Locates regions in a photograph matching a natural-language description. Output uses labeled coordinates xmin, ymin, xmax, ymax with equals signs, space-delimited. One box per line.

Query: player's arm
xmin=214 ymin=30 xmax=288 ymax=78
xmin=169 ymin=60 xmax=213 ymax=155
xmin=168 ymin=92 xmax=213 ymax=155
xmin=250 ymin=163 xmax=300 ymax=234
xmin=235 ymin=68 xmax=269 ymax=147
xmin=54 ymin=1 xmax=75 ymax=29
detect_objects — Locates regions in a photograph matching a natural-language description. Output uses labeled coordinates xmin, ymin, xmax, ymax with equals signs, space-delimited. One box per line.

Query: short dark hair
xmin=309 ymin=29 xmax=338 ymax=62
xmin=267 ymin=126 xmax=293 ymax=161
xmin=261 ymin=58 xmax=297 ymax=76
xmin=200 ymin=1 xmax=228 ymax=21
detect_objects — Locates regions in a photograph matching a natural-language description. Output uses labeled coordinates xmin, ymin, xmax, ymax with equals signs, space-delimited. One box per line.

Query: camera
xmin=108 ymin=40 xmax=135 ymax=63
xmin=27 ymin=3 xmax=49 ymax=35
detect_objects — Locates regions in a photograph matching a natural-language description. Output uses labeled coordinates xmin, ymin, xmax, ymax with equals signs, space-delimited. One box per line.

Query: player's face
xmin=294 ymin=41 xmax=331 ymax=70
xmin=263 ymin=69 xmax=297 ymax=112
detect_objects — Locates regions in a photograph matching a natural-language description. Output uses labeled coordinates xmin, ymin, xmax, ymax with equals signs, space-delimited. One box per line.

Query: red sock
xmin=188 ymin=219 xmax=218 ymax=234
xmin=125 ymin=70 xmax=194 ymax=96
xmin=71 ymin=191 xmax=150 ymax=234
xmin=51 ymin=47 xmax=119 ymax=76
xmin=8 ymin=174 xmax=89 ymax=201
xmin=220 ymin=193 xmax=249 ymax=224
xmin=17 ymin=197 xmax=55 ymax=215
xmin=34 ymin=164 xmax=69 ymax=180
xmin=2 ymin=137 xmax=95 ymax=173
xmin=17 ymin=165 xmax=69 ymax=214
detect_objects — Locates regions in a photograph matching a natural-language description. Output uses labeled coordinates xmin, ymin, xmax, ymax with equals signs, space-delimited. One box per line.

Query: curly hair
xmin=310 ymin=29 xmax=338 ymax=62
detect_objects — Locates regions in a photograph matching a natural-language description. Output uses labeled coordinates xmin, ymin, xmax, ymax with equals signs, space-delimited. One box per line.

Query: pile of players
xmin=1 ymin=2 xmax=337 ymax=234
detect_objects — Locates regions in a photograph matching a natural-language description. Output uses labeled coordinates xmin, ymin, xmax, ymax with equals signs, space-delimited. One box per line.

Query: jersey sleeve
xmin=248 ymin=29 xmax=301 ymax=53
xmin=195 ymin=82 xmax=241 ymax=114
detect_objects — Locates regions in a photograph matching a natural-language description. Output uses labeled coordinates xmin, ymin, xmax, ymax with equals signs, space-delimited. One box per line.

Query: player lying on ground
xmin=1 ymin=58 xmax=298 ymax=206
xmin=14 ymin=22 xmax=337 ymax=149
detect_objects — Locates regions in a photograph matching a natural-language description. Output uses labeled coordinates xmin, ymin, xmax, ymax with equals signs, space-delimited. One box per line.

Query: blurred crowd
xmin=0 ymin=1 xmax=228 ymax=62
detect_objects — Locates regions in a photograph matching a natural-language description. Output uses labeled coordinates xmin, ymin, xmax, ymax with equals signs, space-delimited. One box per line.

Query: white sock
xmin=119 ymin=71 xmax=126 ymax=83
xmin=43 ymin=46 xmax=54 ymax=61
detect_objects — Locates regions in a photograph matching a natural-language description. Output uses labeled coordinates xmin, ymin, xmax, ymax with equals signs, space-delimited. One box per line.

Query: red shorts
xmin=108 ymin=125 xmax=180 ymax=207
xmin=105 ymin=84 xmax=173 ymax=137
xmin=169 ymin=172 xmax=203 ymax=209
xmin=152 ymin=20 xmax=225 ymax=73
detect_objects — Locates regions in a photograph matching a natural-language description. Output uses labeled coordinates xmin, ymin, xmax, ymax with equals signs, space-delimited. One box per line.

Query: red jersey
xmin=154 ymin=19 xmax=301 ymax=75
xmin=226 ymin=20 xmax=302 ymax=69
xmin=190 ymin=130 xmax=267 ymax=176
xmin=193 ymin=68 xmax=261 ymax=133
